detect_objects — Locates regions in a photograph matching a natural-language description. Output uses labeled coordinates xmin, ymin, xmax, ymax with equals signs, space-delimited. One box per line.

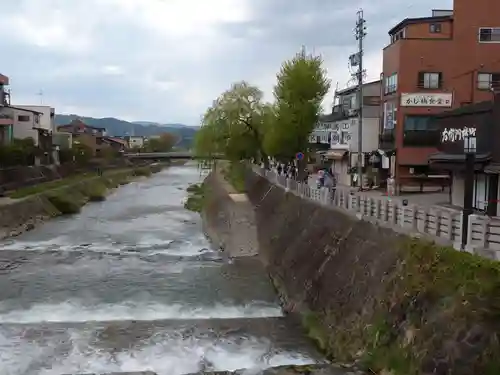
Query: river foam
xmin=0 ymin=330 xmax=316 ymax=375
xmin=0 ymin=300 xmax=284 ymax=324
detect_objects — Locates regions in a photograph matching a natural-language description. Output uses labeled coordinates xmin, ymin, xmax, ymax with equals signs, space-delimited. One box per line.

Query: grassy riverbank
xmin=184 ymin=182 xmax=206 ymax=212
xmin=276 ymin=237 xmax=500 ymax=375
xmin=36 ymin=164 xmax=163 ymax=215
xmin=221 ymin=161 xmax=246 ymax=193
xmin=7 ymin=163 xmax=162 ymax=199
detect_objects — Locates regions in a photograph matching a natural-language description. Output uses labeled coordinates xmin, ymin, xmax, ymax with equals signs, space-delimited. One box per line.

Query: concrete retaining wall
xmin=202 ymin=170 xmax=258 ymax=257
xmin=202 ymin=168 xmax=500 ymax=374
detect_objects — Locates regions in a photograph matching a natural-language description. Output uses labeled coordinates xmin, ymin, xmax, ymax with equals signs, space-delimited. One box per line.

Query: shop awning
xmin=484 ymin=163 xmax=500 ymax=174
xmin=428 ymin=153 xmax=491 ymax=163
xmin=428 ymin=152 xmax=491 ymax=171
xmin=324 ymin=150 xmax=348 ymax=160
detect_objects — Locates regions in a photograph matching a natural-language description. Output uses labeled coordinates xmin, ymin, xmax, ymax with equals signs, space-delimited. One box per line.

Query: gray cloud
xmin=0 ymin=0 xmax=452 ymax=124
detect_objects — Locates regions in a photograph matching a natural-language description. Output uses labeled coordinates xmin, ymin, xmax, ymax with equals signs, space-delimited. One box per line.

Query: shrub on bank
xmin=80 ymin=181 xmax=108 ymax=202
xmin=133 ymin=167 xmax=152 ymax=177
xmin=184 ymin=183 xmax=205 ymax=212
xmin=45 ymin=192 xmax=83 ymax=214
xmin=150 ymin=164 xmax=163 ymax=173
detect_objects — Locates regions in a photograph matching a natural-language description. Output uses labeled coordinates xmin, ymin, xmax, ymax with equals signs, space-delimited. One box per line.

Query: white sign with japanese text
xmin=401 ymin=93 xmax=453 ymax=107
xmin=441 ymin=127 xmax=476 ymax=142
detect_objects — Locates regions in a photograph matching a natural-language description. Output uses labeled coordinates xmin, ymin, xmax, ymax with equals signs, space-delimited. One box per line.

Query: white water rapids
xmin=0 ymin=164 xmax=321 ymax=374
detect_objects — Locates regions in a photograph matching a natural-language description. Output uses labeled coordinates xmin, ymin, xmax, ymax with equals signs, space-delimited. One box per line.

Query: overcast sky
xmin=0 ymin=0 xmax=452 ymax=125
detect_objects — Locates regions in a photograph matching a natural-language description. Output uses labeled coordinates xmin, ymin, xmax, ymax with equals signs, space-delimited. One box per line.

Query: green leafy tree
xmin=0 ymin=138 xmax=37 ymax=167
xmin=264 ymin=49 xmax=331 ymax=164
xmin=146 ymin=132 xmax=178 ymax=152
xmin=194 ymin=81 xmax=271 ymax=164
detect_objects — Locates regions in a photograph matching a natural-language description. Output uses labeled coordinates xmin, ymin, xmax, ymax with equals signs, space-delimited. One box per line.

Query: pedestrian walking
xmin=387 ymin=175 xmax=395 ymax=196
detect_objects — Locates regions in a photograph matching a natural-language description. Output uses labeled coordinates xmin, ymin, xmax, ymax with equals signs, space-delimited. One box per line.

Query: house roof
xmin=388 ymin=15 xmax=452 ymax=35
xmin=335 ymin=80 xmax=381 ymax=96
xmin=319 ymin=113 xmax=339 ymax=122
xmin=59 ymin=119 xmax=106 ymax=131
xmin=105 ymin=136 xmax=127 ymax=146
xmin=9 ymin=106 xmax=43 ymax=115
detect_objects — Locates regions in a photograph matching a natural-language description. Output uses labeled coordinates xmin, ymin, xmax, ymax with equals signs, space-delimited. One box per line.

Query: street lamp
xmin=461 ymin=134 xmax=477 ymax=250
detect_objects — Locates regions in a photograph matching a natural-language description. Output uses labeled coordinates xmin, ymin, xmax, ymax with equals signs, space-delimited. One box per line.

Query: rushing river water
xmin=0 ymin=164 xmax=321 ymax=375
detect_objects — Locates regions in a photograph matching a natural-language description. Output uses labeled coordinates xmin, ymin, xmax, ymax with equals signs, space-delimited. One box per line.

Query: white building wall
xmin=348 ymin=117 xmax=380 ymax=153
xmin=128 ymin=136 xmax=145 ymax=148
xmin=15 ymin=105 xmax=54 ymax=132
xmin=11 ymin=108 xmax=40 ymax=145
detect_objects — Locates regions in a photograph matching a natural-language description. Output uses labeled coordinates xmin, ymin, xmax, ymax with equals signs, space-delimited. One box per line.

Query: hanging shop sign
xmin=440 ymin=126 xmax=476 ymax=142
xmin=401 ymin=93 xmax=453 ymax=107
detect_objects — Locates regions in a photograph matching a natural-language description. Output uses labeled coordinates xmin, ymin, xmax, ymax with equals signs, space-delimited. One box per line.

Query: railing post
xmin=410 ymin=205 xmax=418 ymax=231
xmin=445 ymin=212 xmax=453 ymax=241
xmin=391 ymin=202 xmax=398 ymax=225
xmin=434 ymin=210 xmax=442 ymax=237
xmin=383 ymin=199 xmax=389 ymax=222
xmin=375 ymin=198 xmax=381 ymax=220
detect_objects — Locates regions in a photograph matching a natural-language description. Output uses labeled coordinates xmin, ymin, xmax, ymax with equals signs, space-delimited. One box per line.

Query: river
xmin=0 ymin=164 xmax=321 ymax=375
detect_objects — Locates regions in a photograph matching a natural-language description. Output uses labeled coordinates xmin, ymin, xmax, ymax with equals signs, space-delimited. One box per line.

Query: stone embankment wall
xmin=203 ymin=168 xmax=500 ymax=375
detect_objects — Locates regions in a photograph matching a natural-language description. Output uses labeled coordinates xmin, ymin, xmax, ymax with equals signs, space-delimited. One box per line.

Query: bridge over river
xmin=124 ymin=151 xmax=222 ymax=160
xmin=0 ymin=163 xmax=355 ymax=375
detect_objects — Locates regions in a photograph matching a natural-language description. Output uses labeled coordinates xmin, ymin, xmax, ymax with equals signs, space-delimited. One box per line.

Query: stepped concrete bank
xmin=0 ymin=164 xmax=164 ymax=240
xmin=202 ymin=169 xmax=259 ymax=257
xmin=202 ymin=168 xmax=500 ymax=375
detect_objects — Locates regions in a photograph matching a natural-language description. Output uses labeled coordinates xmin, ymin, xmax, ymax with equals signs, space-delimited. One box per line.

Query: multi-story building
xmin=125 ymin=135 xmax=145 ymax=149
xmin=57 ymin=119 xmax=108 ymax=156
xmin=310 ymin=80 xmax=381 ymax=186
xmin=12 ymin=105 xmax=55 ymax=155
xmin=380 ymin=1 xmax=500 ymax=193
xmin=0 ymin=73 xmax=13 ymax=145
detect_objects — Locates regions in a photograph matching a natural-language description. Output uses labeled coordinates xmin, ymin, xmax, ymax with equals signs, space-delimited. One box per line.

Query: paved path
xmin=305 ymin=176 xmax=455 ymax=211
xmin=0 ymin=197 xmax=19 ymax=206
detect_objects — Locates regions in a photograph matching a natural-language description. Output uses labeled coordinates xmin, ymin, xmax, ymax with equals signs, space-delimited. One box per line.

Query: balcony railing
xmin=403 ymin=130 xmax=440 ymax=147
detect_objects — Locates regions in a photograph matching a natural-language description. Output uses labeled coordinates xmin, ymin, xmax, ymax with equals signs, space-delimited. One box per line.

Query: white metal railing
xmin=252 ymin=165 xmax=500 ymax=261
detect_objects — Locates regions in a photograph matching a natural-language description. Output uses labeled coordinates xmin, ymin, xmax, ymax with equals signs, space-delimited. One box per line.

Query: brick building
xmin=380 ymin=1 xmax=500 ymax=193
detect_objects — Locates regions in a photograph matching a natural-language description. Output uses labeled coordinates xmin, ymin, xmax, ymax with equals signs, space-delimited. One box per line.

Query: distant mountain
xmin=132 ymin=121 xmax=189 ymax=128
xmin=55 ymin=114 xmax=198 ymax=148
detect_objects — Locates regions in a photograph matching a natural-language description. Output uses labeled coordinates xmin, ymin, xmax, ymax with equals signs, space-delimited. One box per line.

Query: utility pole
xmin=354 ymin=10 xmax=366 ymax=188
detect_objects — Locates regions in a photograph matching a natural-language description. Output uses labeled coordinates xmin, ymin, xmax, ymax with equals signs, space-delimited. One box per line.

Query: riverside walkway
xmin=253 ymin=166 xmax=500 ymax=261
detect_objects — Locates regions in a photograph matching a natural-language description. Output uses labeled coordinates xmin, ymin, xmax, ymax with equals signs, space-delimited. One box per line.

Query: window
xmin=17 ymin=115 xmax=30 ymax=122
xmin=390 ymin=28 xmax=405 ymax=43
xmin=479 ymin=27 xmax=500 ymax=42
xmin=384 ymin=73 xmax=398 ymax=94
xmin=403 ymin=116 xmax=437 ymax=131
xmin=403 ymin=116 xmax=439 ymax=146
xmin=418 ymin=72 xmax=442 ymax=89
xmin=429 ymin=23 xmax=442 ymax=33
xmin=477 ymin=73 xmax=500 ymax=90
